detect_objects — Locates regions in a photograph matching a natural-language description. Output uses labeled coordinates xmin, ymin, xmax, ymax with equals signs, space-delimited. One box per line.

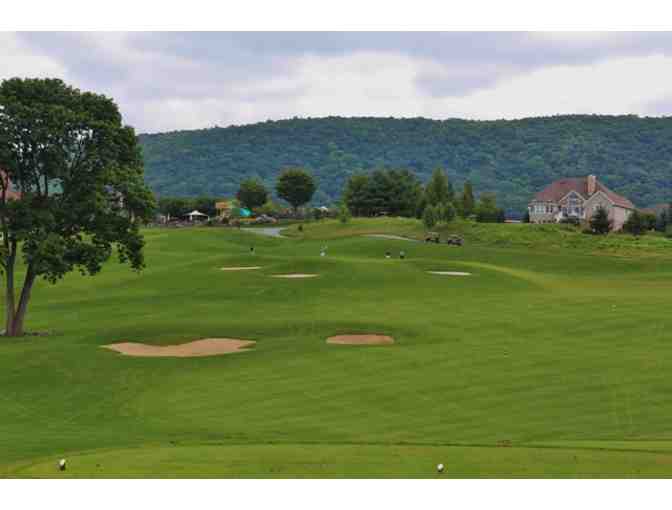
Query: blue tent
xmin=239 ymin=208 xmax=252 ymax=217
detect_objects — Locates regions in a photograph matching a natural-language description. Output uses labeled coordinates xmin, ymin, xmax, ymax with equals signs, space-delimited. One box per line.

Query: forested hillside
xmin=138 ymin=115 xmax=672 ymax=214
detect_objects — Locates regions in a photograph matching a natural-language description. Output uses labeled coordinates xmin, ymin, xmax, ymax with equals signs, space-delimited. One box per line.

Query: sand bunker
xmin=272 ymin=273 xmax=319 ymax=278
xmin=365 ymin=234 xmax=417 ymax=242
xmin=103 ymin=338 xmax=256 ymax=358
xmin=219 ymin=266 xmax=261 ymax=271
xmin=427 ymin=271 xmax=471 ymax=276
xmin=326 ymin=334 xmax=395 ymax=345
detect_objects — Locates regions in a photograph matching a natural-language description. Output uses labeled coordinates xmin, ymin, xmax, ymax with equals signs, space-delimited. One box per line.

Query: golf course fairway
xmin=2 ymin=218 xmax=672 ymax=477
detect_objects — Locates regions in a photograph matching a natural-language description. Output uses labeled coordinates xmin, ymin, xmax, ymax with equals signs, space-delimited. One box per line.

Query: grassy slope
xmin=2 ymin=219 xmax=672 ymax=477
xmin=284 ymin=217 xmax=672 ymax=258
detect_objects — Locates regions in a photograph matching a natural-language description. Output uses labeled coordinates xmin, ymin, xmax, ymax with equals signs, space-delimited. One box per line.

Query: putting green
xmin=2 ymin=218 xmax=672 ymax=477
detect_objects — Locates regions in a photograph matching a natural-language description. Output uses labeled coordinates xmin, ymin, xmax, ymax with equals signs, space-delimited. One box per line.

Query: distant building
xmin=0 ymin=169 xmax=21 ymax=201
xmin=529 ymin=175 xmax=634 ymax=231
xmin=215 ymin=200 xmax=234 ymax=218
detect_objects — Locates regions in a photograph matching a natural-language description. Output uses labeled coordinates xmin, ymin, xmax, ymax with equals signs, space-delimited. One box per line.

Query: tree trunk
xmin=3 ymin=243 xmax=16 ymax=336
xmin=10 ymin=267 xmax=36 ymax=337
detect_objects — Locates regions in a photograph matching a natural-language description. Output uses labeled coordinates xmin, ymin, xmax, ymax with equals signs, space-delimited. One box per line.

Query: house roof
xmin=533 ymin=176 xmax=634 ymax=209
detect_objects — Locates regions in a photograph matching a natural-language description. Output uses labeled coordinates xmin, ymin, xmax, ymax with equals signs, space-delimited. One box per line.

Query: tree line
xmin=342 ymin=167 xmax=505 ymax=228
xmin=157 ymin=167 xmax=318 ymax=219
xmin=139 ymin=115 xmax=672 ymax=214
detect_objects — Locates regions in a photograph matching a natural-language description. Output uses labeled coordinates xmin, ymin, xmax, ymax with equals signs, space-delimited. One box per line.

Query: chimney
xmin=587 ymin=174 xmax=597 ymax=196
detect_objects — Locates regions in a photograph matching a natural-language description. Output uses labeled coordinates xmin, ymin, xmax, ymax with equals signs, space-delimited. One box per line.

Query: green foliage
xmin=641 ymin=213 xmax=657 ymax=232
xmin=139 ymin=116 xmax=672 ymax=214
xmin=276 ymin=167 xmax=316 ymax=212
xmin=236 ymin=178 xmax=269 ymax=210
xmin=523 ymin=209 xmax=531 ymax=223
xmin=655 ymin=205 xmax=671 ymax=232
xmin=436 ymin=201 xmax=456 ymax=224
xmin=475 ymin=192 xmax=505 ymax=223
xmin=256 ymin=200 xmax=281 ymax=217
xmin=415 ymin=192 xmax=427 ymax=219
xmin=425 ymin=168 xmax=452 ymax=206
xmin=623 ymin=210 xmax=646 ymax=236
xmin=666 ymin=225 xmax=672 ymax=239
xmin=462 ymin=181 xmax=475 ymax=218
xmin=339 ymin=203 xmax=351 ymax=224
xmin=589 ymin=206 xmax=612 ymax=235
xmin=422 ymin=204 xmax=437 ymax=230
xmin=342 ymin=169 xmax=421 ymax=217
xmin=0 ymin=77 xmax=154 ymax=336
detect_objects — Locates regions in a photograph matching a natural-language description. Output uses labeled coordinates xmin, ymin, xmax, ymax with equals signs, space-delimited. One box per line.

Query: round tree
xmin=276 ymin=168 xmax=316 ymax=214
xmin=0 ymin=78 xmax=155 ymax=337
xmin=236 ymin=178 xmax=268 ymax=211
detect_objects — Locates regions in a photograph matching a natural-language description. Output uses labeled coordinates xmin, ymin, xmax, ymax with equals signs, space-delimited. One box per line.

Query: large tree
xmin=276 ymin=168 xmax=316 ymax=213
xmin=462 ymin=180 xmax=475 ymax=217
xmin=342 ymin=169 xmax=421 ymax=217
xmin=236 ymin=178 xmax=268 ymax=210
xmin=0 ymin=78 xmax=155 ymax=337
xmin=425 ymin=167 xmax=452 ymax=206
xmin=342 ymin=173 xmax=370 ymax=216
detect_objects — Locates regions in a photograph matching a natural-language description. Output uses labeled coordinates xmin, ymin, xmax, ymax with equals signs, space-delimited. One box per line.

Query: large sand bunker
xmin=326 ymin=334 xmax=395 ymax=345
xmin=103 ymin=338 xmax=256 ymax=358
xmin=272 ymin=273 xmax=319 ymax=279
xmin=427 ymin=271 xmax=471 ymax=276
xmin=219 ymin=266 xmax=261 ymax=271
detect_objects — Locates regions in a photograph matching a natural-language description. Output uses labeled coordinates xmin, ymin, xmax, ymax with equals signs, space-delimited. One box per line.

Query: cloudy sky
xmin=2 ymin=31 xmax=672 ymax=133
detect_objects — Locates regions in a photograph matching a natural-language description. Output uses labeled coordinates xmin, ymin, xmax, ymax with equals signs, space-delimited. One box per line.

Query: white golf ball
xmin=437 ymin=463 xmax=444 ymax=473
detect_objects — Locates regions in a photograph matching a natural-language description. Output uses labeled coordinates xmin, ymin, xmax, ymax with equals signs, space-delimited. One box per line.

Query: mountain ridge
xmin=138 ymin=115 xmax=672 ymax=213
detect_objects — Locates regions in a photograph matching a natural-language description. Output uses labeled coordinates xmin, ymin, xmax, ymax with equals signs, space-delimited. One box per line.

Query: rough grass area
xmin=284 ymin=218 xmax=672 ymax=258
xmin=2 ymin=219 xmax=672 ymax=477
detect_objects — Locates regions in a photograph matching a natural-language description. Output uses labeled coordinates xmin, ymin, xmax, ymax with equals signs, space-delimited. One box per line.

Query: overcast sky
xmin=2 ymin=31 xmax=672 ymax=133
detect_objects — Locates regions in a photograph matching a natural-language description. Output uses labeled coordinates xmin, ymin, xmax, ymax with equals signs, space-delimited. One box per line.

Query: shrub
xmin=422 ymin=204 xmax=437 ymax=230
xmin=666 ymin=225 xmax=672 ymax=239
xmin=339 ymin=203 xmax=352 ymax=224
xmin=589 ymin=206 xmax=612 ymax=235
xmin=623 ymin=210 xmax=646 ymax=236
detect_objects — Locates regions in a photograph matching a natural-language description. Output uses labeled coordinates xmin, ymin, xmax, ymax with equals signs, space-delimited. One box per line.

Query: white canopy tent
xmin=185 ymin=210 xmax=209 ymax=222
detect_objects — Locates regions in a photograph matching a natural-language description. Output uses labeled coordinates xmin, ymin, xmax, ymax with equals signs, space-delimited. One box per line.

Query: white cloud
xmin=443 ymin=54 xmax=672 ymax=119
xmin=0 ymin=33 xmax=69 ymax=81
xmin=210 ymin=51 xmax=672 ymax=127
xmin=4 ymin=32 xmax=672 ymax=132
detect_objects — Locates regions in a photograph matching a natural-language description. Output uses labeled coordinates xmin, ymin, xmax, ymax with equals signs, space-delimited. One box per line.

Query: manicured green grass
xmin=2 ymin=218 xmax=672 ymax=477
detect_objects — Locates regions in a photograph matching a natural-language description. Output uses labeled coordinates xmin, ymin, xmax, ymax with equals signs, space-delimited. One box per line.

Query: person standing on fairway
xmin=250 ymin=246 xmax=255 ymax=255
xmin=400 ymin=250 xmax=405 ymax=260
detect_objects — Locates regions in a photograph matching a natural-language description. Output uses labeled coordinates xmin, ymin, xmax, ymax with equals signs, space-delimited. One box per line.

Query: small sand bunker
xmin=220 ymin=266 xmax=261 ymax=271
xmin=427 ymin=271 xmax=471 ymax=276
xmin=326 ymin=334 xmax=395 ymax=345
xmin=103 ymin=338 xmax=256 ymax=358
xmin=272 ymin=273 xmax=319 ymax=279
